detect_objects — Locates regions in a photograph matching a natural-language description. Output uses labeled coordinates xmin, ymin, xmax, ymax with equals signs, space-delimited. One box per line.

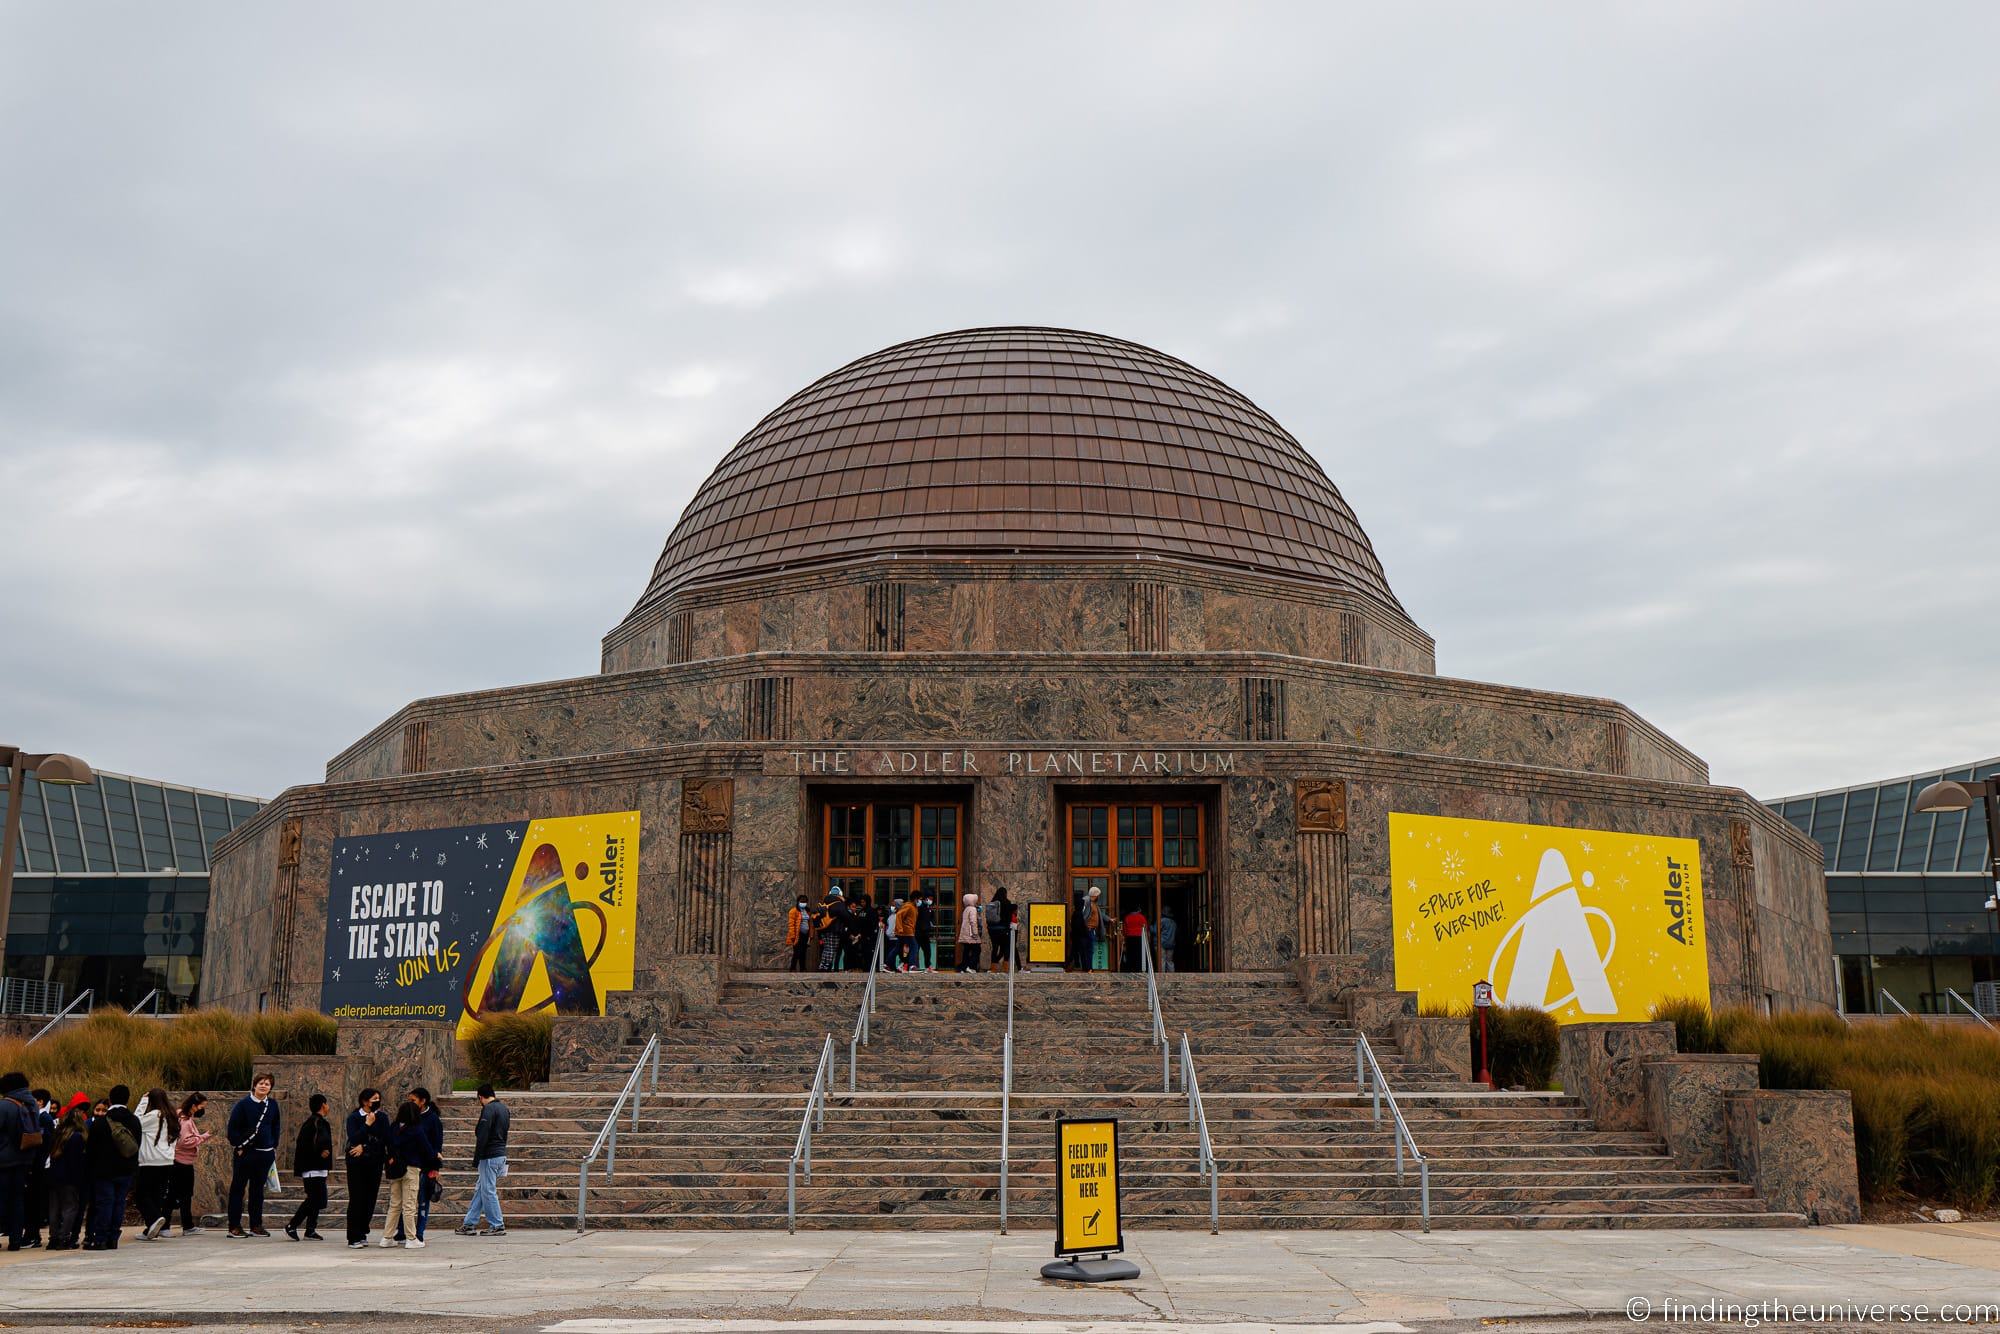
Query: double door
xmin=1065 ymin=799 xmax=1216 ymax=971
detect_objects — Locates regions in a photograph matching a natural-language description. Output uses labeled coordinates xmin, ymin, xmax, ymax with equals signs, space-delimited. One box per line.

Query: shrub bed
xmin=0 ymin=1008 xmax=333 ymax=1098
xmin=1483 ymin=1004 xmax=1560 ymax=1090
xmin=465 ymin=1011 xmax=553 ymax=1088
xmin=1650 ymin=998 xmax=2000 ymax=1209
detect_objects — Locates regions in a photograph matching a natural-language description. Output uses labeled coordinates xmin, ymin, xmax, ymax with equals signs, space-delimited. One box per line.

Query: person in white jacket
xmin=132 ymin=1089 xmax=179 ymax=1241
xmin=956 ymin=893 xmax=983 ymax=972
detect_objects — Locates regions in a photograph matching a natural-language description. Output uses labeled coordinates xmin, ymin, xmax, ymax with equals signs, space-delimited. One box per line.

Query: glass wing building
xmin=1770 ymin=758 xmax=2000 ymax=1015
xmin=2 ymin=768 xmax=264 ymax=1012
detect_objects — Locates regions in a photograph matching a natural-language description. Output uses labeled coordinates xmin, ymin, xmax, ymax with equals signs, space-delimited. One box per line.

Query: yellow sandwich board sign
xmin=1056 ymin=1118 xmax=1123 ymax=1256
xmin=1027 ymin=901 xmax=1068 ymax=965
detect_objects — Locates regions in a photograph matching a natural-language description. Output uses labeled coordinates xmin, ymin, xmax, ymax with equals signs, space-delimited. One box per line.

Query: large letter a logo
xmin=1488 ymin=848 xmax=1617 ymax=1015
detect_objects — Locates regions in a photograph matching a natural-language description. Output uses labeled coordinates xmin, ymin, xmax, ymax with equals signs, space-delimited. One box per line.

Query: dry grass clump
xmin=1650 ymin=998 xmax=2000 ymax=1208
xmin=464 ymin=1011 xmax=553 ymax=1089
xmin=1484 ymin=1005 xmax=1559 ymax=1090
xmin=0 ymin=1007 xmax=331 ymax=1098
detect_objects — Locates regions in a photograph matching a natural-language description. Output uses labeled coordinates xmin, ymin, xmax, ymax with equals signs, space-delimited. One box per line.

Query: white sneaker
xmin=403 ymin=1239 xmax=425 ymax=1249
xmin=378 ymin=1237 xmax=397 ymax=1247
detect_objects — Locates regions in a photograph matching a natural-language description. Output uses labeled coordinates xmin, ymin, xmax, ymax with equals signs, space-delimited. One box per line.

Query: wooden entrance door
xmin=1064 ymin=799 xmax=1211 ymax=971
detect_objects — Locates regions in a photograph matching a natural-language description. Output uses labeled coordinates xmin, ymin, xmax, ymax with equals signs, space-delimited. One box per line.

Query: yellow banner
xmin=1389 ymin=813 xmax=1707 ymax=1023
xmin=1056 ymin=1119 xmax=1123 ymax=1255
xmin=1027 ymin=902 xmax=1068 ymax=965
xmin=456 ymin=810 xmax=642 ymax=1039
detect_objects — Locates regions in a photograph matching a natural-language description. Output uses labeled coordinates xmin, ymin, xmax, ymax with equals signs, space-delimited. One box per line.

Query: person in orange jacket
xmin=893 ymin=896 xmax=920 ymax=971
xmin=786 ymin=896 xmax=811 ymax=972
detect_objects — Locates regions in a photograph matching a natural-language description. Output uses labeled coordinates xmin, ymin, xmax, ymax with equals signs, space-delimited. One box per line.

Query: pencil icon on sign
xmin=1084 ymin=1209 xmax=1101 ymax=1235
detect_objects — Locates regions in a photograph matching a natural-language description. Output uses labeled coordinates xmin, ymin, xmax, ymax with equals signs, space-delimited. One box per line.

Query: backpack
xmin=106 ymin=1114 xmax=139 ymax=1161
xmin=986 ymin=902 xmax=1007 ymax=931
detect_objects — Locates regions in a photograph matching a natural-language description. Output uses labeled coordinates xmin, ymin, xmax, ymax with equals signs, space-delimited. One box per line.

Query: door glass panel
xmin=872 ymin=804 xmax=914 ymax=869
xmin=827 ymin=805 xmax=866 ymax=867
xmin=920 ymin=806 xmax=958 ymax=867
xmin=1070 ymin=807 xmax=1108 ymax=869
xmin=1117 ymin=807 xmax=1154 ymax=868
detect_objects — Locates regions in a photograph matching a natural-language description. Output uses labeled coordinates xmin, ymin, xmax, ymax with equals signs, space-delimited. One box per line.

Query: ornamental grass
xmin=0 ymin=1007 xmax=332 ymax=1100
xmin=464 ymin=1010 xmax=553 ymax=1089
xmin=1650 ymin=997 xmax=2000 ymax=1208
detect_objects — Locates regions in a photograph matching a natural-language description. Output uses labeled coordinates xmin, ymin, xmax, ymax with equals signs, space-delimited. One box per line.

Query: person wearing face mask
xmin=786 ymin=895 xmax=811 ymax=972
xmin=343 ymin=1088 xmax=386 ymax=1249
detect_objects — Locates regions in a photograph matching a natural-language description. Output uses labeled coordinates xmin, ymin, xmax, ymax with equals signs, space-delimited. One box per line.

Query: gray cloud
xmin=2 ymin=1 xmax=1996 ymax=800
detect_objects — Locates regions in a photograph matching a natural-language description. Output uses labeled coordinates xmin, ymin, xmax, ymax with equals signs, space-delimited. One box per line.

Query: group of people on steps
xmin=783 ymin=885 xmax=1180 ymax=972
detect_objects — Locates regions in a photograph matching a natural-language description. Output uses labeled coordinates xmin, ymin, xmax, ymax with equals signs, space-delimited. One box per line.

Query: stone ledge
xmin=1644 ymin=1053 xmax=1760 ymax=1170
xmin=1725 ymin=1088 xmax=1861 ymax=1223
xmin=1558 ymin=1021 xmax=1676 ymax=1131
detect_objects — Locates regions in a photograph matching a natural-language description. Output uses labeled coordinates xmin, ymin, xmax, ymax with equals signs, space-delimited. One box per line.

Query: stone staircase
xmin=310 ymin=970 xmax=1806 ymax=1231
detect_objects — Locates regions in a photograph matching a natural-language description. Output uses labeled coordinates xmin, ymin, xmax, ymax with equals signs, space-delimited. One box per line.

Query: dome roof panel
xmin=632 ymin=326 xmax=1407 ymax=618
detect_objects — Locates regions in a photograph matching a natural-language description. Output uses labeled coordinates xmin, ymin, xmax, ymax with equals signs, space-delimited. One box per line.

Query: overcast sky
xmin=3 ymin=2 xmax=1996 ymax=802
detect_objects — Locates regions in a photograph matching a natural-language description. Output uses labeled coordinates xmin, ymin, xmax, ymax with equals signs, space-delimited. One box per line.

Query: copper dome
xmin=632 ymin=327 xmax=1406 ymax=618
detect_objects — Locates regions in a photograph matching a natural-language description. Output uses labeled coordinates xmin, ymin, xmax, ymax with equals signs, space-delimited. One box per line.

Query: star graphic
xmin=476 ymin=834 xmax=488 ymax=850
xmin=506 ymin=829 xmax=519 ymax=844
xmin=331 ymin=968 xmax=341 ymax=982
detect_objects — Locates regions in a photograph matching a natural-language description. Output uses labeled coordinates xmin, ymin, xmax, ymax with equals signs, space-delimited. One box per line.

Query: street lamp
xmin=0 ymin=744 xmax=95 ymax=994
xmin=1912 ymin=777 xmax=2000 ymax=930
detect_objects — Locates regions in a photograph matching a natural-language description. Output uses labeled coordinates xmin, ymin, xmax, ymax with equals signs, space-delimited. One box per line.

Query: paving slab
xmin=1 ymin=1225 xmax=1997 ymax=1324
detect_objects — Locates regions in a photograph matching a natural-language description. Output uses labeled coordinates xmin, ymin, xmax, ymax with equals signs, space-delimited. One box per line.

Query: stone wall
xmin=213 ymin=725 xmax=1830 ymax=1017
xmin=598 ymin=558 xmax=1438 ymax=676
xmin=324 ymin=654 xmax=1703 ymax=789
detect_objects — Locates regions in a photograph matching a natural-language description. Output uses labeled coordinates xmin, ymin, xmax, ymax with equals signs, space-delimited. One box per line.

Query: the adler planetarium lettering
xmin=775 ymin=748 xmax=1240 ymax=778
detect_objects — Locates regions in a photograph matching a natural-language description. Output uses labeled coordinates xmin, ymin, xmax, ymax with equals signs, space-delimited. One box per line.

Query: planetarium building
xmin=204 ymin=327 xmax=1832 ymax=1029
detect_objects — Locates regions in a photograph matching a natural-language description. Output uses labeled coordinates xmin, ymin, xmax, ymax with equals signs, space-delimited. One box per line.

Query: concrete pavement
xmin=2 ymin=1225 xmax=1998 ymax=1326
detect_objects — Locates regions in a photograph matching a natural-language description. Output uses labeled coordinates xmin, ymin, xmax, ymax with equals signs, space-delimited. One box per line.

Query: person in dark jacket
xmin=455 ymin=1083 xmax=510 ymax=1236
xmin=22 ymin=1089 xmax=54 ymax=1249
xmin=84 ymin=1085 xmax=141 ymax=1249
xmin=284 ymin=1093 xmax=333 ymax=1241
xmin=43 ymin=1102 xmax=90 ymax=1250
xmin=342 ymin=1088 xmax=386 ymax=1249
xmin=845 ymin=891 xmax=878 ymax=970
xmin=392 ymin=1088 xmax=443 ymax=1243
xmin=380 ymin=1100 xmax=437 ymax=1248
xmin=0 ymin=1072 xmax=38 ymax=1251
xmin=225 ymin=1073 xmax=280 ymax=1238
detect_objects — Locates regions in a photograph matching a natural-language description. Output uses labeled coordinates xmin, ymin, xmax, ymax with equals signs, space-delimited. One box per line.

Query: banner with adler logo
xmin=319 ymin=811 xmax=641 ymax=1037
xmin=1389 ymin=812 xmax=1707 ymax=1024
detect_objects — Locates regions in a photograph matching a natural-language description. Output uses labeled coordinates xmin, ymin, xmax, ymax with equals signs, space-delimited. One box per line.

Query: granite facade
xmin=1558 ymin=1021 xmax=1677 ymax=1131
xmin=1724 ymin=1089 xmax=1862 ymax=1224
xmin=209 ymin=547 xmax=1831 ymax=1031
xmin=1643 ymin=1053 xmax=1761 ymax=1171
xmin=599 ymin=559 xmax=1437 ymax=676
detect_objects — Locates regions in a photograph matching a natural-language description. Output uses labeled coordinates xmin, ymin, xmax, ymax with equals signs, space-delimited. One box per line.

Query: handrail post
xmin=1879 ymin=987 xmax=1912 ymax=1017
xmin=28 ymin=987 xmax=92 ymax=1045
xmin=1947 ymin=987 xmax=1997 ymax=1030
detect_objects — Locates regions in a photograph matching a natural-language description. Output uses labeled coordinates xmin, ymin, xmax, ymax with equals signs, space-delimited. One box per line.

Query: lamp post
xmin=0 ymin=745 xmax=95 ymax=993
xmin=1912 ymin=777 xmax=2000 ymax=981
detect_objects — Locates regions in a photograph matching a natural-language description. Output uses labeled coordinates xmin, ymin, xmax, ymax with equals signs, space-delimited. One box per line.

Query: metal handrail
xmin=1141 ymin=924 xmax=1169 ymax=1091
xmin=1000 ymin=923 xmax=1016 ymax=1234
xmin=848 ymin=923 xmax=886 ymax=1091
xmin=128 ymin=988 xmax=161 ymax=1016
xmin=574 ymin=1031 xmax=661 ymax=1232
xmin=27 ymin=988 xmax=92 ymax=1044
xmin=1945 ymin=988 xmax=1996 ymax=1031
xmin=786 ymin=1033 xmax=836 ymax=1233
xmin=1879 ymin=988 xmax=1913 ymax=1017
xmin=1178 ymin=1032 xmax=1219 ymax=1234
xmin=1354 ymin=1029 xmax=1430 ymax=1232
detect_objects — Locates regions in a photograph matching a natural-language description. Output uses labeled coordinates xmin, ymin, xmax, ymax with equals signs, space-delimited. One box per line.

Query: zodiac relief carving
xmin=1297 ymin=779 xmax=1346 ymax=834
xmin=681 ymin=777 xmax=734 ymax=833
